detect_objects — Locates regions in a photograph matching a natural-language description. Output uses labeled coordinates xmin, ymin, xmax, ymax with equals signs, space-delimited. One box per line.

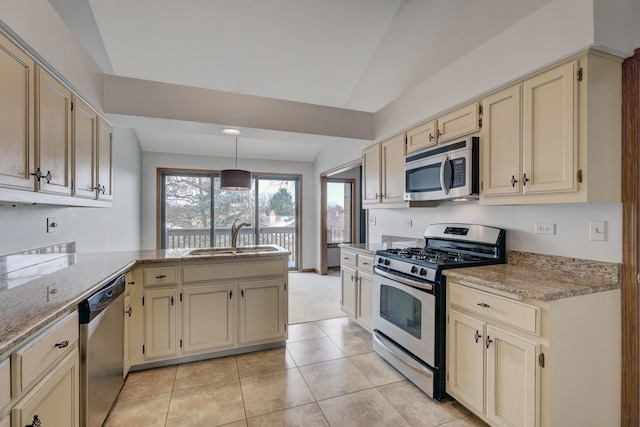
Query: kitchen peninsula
xmin=0 ymin=244 xmax=290 ymax=427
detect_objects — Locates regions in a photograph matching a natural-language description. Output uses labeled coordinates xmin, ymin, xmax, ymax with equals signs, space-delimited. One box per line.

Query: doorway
xmin=320 ymin=159 xmax=363 ymax=275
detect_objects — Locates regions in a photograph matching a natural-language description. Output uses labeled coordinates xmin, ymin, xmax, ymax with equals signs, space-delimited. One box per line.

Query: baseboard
xmin=299 ymin=268 xmax=318 ymax=273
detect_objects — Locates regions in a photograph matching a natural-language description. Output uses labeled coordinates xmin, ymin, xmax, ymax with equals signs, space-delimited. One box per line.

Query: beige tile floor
xmin=105 ymin=317 xmax=488 ymax=427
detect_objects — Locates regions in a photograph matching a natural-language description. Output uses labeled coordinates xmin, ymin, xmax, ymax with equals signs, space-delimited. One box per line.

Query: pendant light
xmin=220 ymin=135 xmax=252 ymax=191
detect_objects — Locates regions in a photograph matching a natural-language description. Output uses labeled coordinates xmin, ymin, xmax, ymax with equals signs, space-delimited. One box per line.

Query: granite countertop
xmin=0 ymin=246 xmax=290 ymax=356
xmin=443 ymin=251 xmax=621 ymax=302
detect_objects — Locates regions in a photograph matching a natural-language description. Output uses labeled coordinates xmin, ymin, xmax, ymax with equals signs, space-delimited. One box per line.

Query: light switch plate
xmin=404 ymin=219 xmax=412 ymax=227
xmin=589 ymin=220 xmax=606 ymax=241
xmin=368 ymin=216 xmax=376 ymax=226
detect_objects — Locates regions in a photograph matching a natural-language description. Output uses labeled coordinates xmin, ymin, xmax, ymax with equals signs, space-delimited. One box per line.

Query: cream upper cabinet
xmin=380 ymin=134 xmax=406 ymax=204
xmin=71 ymin=96 xmax=96 ymax=199
xmin=406 ymin=103 xmax=480 ymax=155
xmin=0 ymin=33 xmax=34 ymax=191
xmin=238 ymin=279 xmax=287 ymax=345
xmin=182 ymin=284 xmax=235 ymax=353
xmin=362 ymin=134 xmax=407 ymax=207
xmin=35 ymin=66 xmax=72 ymax=196
xmin=481 ymin=51 xmax=621 ymax=205
xmin=96 ymin=118 xmax=113 ymax=200
xmin=362 ymin=143 xmax=381 ymax=205
xmin=481 ymin=85 xmax=522 ymax=196
xmin=406 ymin=120 xmax=437 ymax=154
xmin=438 ymin=103 xmax=480 ymax=144
xmin=522 ymin=61 xmax=578 ymax=195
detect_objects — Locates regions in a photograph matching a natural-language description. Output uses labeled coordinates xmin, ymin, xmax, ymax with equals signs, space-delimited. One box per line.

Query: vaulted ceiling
xmin=51 ymin=0 xmax=552 ymax=161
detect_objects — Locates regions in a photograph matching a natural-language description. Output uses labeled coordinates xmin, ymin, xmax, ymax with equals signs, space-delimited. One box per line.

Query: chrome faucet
xmin=230 ymin=218 xmax=251 ymax=248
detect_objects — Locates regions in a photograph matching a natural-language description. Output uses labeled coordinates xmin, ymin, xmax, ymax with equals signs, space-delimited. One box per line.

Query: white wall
xmin=367 ymin=203 xmax=622 ymax=263
xmin=141 ymin=151 xmax=316 ymax=269
xmin=0 ymin=128 xmax=143 ymax=255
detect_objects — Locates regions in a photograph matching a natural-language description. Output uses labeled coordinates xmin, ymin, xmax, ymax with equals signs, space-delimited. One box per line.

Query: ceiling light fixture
xmin=220 ymin=136 xmax=252 ymax=191
xmin=222 ymin=128 xmax=241 ymax=135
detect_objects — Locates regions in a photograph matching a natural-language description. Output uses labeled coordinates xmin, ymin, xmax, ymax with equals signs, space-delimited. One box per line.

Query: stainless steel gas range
xmin=372 ymin=223 xmax=506 ymax=400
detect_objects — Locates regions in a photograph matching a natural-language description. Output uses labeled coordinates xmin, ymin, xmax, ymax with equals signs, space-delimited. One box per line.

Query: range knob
xmin=411 ymin=266 xmax=418 ymax=274
xmin=377 ymin=257 xmax=384 ymax=264
xmin=419 ymin=268 xmax=427 ymax=276
xmin=384 ymin=258 xmax=391 ymax=266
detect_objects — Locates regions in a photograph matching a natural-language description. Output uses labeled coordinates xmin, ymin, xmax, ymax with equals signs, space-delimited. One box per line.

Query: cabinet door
xmin=482 ymin=85 xmax=522 ymax=196
xmin=123 ymin=295 xmax=132 ymax=377
xmin=380 ymin=134 xmax=406 ymax=204
xmin=362 ymin=144 xmax=381 ymax=205
xmin=340 ymin=265 xmax=357 ymax=318
xmin=438 ymin=103 xmax=480 ymax=143
xmin=486 ymin=325 xmax=537 ymax=427
xmin=406 ymin=120 xmax=437 ymax=154
xmin=96 ymin=118 xmax=113 ymax=200
xmin=12 ymin=348 xmax=79 ymax=427
xmin=0 ymin=33 xmax=35 ymax=191
xmin=522 ymin=61 xmax=578 ymax=194
xmin=183 ymin=284 xmax=235 ymax=353
xmin=238 ymin=280 xmax=286 ymax=344
xmin=447 ymin=310 xmax=485 ymax=415
xmin=71 ymin=96 xmax=96 ymax=199
xmin=36 ymin=66 xmax=71 ymax=195
xmin=357 ymin=271 xmax=373 ymax=331
xmin=144 ymin=288 xmax=178 ymax=360
xmin=0 ymin=414 xmax=8 ymax=427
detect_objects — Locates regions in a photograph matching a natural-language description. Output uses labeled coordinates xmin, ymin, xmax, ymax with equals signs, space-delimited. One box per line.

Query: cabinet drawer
xmin=449 ymin=283 xmax=539 ymax=335
xmin=0 ymin=359 xmax=9 ymax=410
xmin=341 ymin=250 xmax=357 ymax=267
xmin=143 ymin=266 xmax=178 ymax=286
xmin=12 ymin=311 xmax=78 ymax=395
xmin=357 ymin=254 xmax=374 ymax=273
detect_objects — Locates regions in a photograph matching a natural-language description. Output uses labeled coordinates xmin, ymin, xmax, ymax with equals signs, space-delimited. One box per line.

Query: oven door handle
xmin=440 ymin=154 xmax=450 ymax=196
xmin=374 ymin=266 xmax=433 ymax=291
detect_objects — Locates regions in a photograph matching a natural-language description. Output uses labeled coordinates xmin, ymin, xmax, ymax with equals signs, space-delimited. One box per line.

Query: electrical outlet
xmin=534 ymin=223 xmax=555 ymax=235
xmin=589 ymin=220 xmax=606 ymax=241
xmin=404 ymin=219 xmax=412 ymax=227
xmin=46 ymin=217 xmax=58 ymax=233
xmin=368 ymin=216 xmax=376 ymax=226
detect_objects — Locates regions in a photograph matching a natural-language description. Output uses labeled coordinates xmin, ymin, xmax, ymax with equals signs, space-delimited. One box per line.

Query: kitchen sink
xmin=188 ymin=245 xmax=280 ymax=256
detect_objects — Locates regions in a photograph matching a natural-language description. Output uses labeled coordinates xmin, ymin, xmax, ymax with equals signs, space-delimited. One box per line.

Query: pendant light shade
xmin=220 ymin=136 xmax=252 ymax=191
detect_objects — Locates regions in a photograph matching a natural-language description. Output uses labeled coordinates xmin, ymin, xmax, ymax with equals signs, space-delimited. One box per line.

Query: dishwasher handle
xmin=78 ymin=274 xmax=126 ymax=324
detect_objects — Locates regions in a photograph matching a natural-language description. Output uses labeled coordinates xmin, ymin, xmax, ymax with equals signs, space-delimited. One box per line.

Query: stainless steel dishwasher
xmin=79 ymin=274 xmax=125 ymax=427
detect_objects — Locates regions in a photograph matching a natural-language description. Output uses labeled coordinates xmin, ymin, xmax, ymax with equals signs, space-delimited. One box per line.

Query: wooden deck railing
xmin=165 ymin=226 xmax=297 ymax=265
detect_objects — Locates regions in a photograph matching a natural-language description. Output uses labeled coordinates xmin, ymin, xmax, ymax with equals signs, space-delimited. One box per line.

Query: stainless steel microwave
xmin=404 ymin=136 xmax=479 ymax=201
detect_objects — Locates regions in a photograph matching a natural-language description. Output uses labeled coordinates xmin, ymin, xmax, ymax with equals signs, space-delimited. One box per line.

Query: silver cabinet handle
xmin=474 ymin=330 xmax=481 ymax=343
xmin=477 ymin=303 xmax=490 ymax=308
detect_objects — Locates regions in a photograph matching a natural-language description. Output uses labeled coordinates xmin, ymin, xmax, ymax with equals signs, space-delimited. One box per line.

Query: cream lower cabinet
xmin=131 ymin=256 xmax=289 ymax=366
xmin=481 ymin=50 xmax=621 ymax=205
xmin=182 ymin=284 xmax=235 ymax=353
xmin=446 ymin=280 xmax=621 ymax=427
xmin=448 ymin=309 xmax=537 ymax=427
xmin=340 ymin=248 xmax=373 ymax=331
xmin=238 ymin=280 xmax=287 ymax=345
xmin=12 ymin=348 xmax=79 ymax=427
xmin=144 ymin=288 xmax=178 ymax=360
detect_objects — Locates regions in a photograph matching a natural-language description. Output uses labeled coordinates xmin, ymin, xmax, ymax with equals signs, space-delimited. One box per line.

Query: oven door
xmin=373 ymin=267 xmax=435 ymax=367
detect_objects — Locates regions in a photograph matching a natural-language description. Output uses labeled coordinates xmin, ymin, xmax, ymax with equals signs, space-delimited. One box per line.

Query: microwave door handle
xmin=440 ymin=154 xmax=450 ymax=195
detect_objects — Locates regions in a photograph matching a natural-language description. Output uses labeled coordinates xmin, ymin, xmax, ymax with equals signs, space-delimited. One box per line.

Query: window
xmin=159 ymin=169 xmax=300 ymax=269
xmin=326 ymin=179 xmax=355 ymax=245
